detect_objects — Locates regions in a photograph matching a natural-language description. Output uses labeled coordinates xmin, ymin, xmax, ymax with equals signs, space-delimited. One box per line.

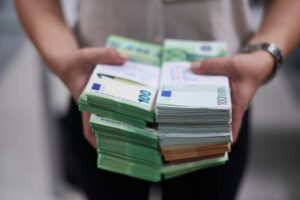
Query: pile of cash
xmin=157 ymin=39 xmax=232 ymax=162
xmin=90 ymin=114 xmax=162 ymax=181
xmin=79 ymin=35 xmax=163 ymax=181
xmin=79 ymin=35 xmax=161 ymax=128
xmin=78 ymin=35 xmax=231 ymax=182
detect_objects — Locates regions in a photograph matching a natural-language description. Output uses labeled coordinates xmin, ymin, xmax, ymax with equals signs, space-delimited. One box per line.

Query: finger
xmin=82 ymin=112 xmax=96 ymax=148
xmin=82 ymin=48 xmax=127 ymax=66
xmin=191 ymin=57 xmax=238 ymax=78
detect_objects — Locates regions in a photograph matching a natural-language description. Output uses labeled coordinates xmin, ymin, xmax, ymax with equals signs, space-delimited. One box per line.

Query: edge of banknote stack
xmin=78 ymin=35 xmax=232 ymax=182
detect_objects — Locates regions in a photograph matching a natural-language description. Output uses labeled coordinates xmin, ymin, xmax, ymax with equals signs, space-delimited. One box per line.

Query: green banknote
xmin=79 ymin=35 xmax=162 ymax=124
xmin=156 ymin=83 xmax=232 ymax=123
xmin=91 ymin=114 xmax=162 ymax=182
xmin=106 ymin=34 xmax=162 ymax=66
xmin=90 ymin=114 xmax=228 ymax=182
xmin=97 ymin=151 xmax=228 ymax=182
xmin=81 ymin=68 xmax=157 ymax=123
xmin=156 ymin=39 xmax=232 ymax=160
xmin=90 ymin=114 xmax=158 ymax=148
xmin=156 ymin=39 xmax=232 ymax=125
xmin=96 ymin=136 xmax=162 ymax=166
xmin=97 ymin=152 xmax=162 ymax=182
xmin=77 ymin=36 xmax=233 ymax=182
xmin=79 ymin=95 xmax=146 ymax=128
xmin=162 ymin=153 xmax=228 ymax=179
xmin=163 ymin=39 xmax=228 ymax=62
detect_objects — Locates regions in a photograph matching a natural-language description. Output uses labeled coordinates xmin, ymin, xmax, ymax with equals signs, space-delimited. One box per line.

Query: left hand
xmin=191 ymin=51 xmax=274 ymax=143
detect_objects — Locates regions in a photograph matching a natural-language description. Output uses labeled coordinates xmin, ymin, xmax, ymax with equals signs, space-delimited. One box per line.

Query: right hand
xmin=53 ymin=47 xmax=127 ymax=148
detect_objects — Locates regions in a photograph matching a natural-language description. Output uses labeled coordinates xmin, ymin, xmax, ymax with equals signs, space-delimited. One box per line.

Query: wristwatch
xmin=240 ymin=42 xmax=283 ymax=83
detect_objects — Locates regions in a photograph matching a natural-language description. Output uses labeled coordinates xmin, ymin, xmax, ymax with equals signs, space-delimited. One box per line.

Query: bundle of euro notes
xmin=157 ymin=39 xmax=232 ymax=162
xmin=79 ymin=35 xmax=161 ymax=127
xmin=78 ymin=35 xmax=231 ymax=182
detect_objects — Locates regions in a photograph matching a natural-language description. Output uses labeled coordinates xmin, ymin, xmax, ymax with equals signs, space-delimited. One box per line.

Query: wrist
xmin=254 ymin=51 xmax=277 ymax=85
xmin=238 ymin=51 xmax=275 ymax=86
xmin=239 ymin=42 xmax=283 ymax=84
xmin=46 ymin=48 xmax=80 ymax=81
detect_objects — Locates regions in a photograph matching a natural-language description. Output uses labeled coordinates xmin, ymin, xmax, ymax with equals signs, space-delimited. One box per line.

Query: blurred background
xmin=0 ymin=0 xmax=299 ymax=199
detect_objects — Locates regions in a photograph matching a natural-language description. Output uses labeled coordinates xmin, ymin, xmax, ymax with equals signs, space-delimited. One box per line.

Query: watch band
xmin=240 ymin=42 xmax=283 ymax=83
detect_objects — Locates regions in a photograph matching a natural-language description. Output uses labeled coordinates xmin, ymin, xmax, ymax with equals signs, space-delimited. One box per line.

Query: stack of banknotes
xmin=79 ymin=35 xmax=161 ymax=128
xmin=157 ymin=39 xmax=232 ymax=162
xmin=78 ymin=35 xmax=230 ymax=182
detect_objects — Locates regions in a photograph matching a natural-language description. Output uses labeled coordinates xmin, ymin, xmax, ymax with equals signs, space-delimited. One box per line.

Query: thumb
xmin=191 ymin=57 xmax=237 ymax=78
xmin=82 ymin=47 xmax=127 ymax=66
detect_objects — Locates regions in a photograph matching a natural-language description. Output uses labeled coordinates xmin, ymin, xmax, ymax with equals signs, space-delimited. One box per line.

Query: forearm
xmin=249 ymin=0 xmax=300 ymax=58
xmin=15 ymin=0 xmax=79 ymax=78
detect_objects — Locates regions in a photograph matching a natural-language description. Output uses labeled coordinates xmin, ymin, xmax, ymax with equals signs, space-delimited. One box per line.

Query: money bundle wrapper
xmin=157 ymin=39 xmax=232 ymax=162
xmin=78 ymin=35 xmax=229 ymax=182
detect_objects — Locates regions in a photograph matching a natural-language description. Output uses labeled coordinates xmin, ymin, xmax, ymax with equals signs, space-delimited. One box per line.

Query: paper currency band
xmin=240 ymin=42 xmax=283 ymax=83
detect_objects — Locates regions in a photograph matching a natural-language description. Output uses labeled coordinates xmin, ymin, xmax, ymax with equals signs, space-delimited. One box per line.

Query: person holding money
xmin=15 ymin=0 xmax=300 ymax=199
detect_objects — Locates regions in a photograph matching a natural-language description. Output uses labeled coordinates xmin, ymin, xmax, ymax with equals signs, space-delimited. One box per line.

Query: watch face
xmin=266 ymin=43 xmax=283 ymax=66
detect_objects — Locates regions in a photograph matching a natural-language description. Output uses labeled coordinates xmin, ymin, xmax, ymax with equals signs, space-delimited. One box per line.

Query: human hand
xmin=53 ymin=47 xmax=127 ymax=148
xmin=56 ymin=48 xmax=127 ymax=100
xmin=191 ymin=51 xmax=274 ymax=143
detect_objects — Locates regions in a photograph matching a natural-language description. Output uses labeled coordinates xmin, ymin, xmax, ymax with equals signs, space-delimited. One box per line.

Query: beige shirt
xmin=75 ymin=0 xmax=253 ymax=54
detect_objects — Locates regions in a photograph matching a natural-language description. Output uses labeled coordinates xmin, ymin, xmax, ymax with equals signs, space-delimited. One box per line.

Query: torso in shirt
xmin=75 ymin=0 xmax=253 ymax=54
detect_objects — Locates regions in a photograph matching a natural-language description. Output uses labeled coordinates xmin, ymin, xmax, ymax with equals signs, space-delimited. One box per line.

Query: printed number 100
xmin=138 ymin=90 xmax=151 ymax=104
xmin=217 ymin=87 xmax=228 ymax=105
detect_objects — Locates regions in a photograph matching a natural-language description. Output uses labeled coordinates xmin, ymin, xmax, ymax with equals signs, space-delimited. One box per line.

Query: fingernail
xmin=191 ymin=61 xmax=202 ymax=70
xmin=120 ymin=53 xmax=129 ymax=60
